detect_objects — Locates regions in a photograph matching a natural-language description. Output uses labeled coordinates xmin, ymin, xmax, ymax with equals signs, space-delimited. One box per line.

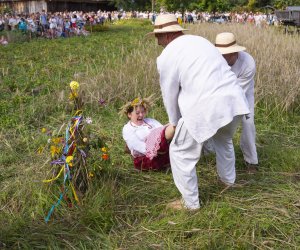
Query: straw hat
xmin=215 ymin=32 xmax=246 ymax=54
xmin=147 ymin=14 xmax=188 ymax=36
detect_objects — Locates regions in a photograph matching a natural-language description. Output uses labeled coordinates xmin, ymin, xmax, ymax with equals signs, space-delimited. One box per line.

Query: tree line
xmin=112 ymin=0 xmax=300 ymax=12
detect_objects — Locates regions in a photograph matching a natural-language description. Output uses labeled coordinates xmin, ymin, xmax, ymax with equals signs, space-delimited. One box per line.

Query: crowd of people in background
xmin=197 ymin=11 xmax=278 ymax=26
xmin=0 ymin=9 xmax=278 ymax=45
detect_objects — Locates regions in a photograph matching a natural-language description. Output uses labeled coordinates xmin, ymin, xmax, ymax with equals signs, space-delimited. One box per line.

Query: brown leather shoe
xmin=245 ymin=162 xmax=259 ymax=174
xmin=166 ymin=198 xmax=199 ymax=211
xmin=218 ymin=179 xmax=234 ymax=187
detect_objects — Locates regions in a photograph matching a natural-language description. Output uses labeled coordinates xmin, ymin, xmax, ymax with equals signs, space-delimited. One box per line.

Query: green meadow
xmin=0 ymin=20 xmax=299 ymax=249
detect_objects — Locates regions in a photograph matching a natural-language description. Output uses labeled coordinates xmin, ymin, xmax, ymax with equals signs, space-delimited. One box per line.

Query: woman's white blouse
xmin=122 ymin=118 xmax=162 ymax=156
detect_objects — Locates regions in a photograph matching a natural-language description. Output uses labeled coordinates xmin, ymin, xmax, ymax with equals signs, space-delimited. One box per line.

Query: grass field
xmin=0 ymin=20 xmax=299 ymax=249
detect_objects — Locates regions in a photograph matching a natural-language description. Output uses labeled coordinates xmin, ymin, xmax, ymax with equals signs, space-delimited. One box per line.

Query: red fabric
xmin=133 ymin=128 xmax=170 ymax=171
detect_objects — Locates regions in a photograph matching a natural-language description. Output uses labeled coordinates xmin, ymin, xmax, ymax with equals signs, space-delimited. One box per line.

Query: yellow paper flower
xmin=50 ymin=146 xmax=61 ymax=158
xmin=41 ymin=128 xmax=47 ymax=133
xmin=52 ymin=137 xmax=62 ymax=144
xmin=66 ymin=156 xmax=74 ymax=167
xmin=69 ymin=92 xmax=78 ymax=100
xmin=101 ymin=147 xmax=108 ymax=153
xmin=131 ymin=98 xmax=140 ymax=106
xmin=70 ymin=81 xmax=79 ymax=90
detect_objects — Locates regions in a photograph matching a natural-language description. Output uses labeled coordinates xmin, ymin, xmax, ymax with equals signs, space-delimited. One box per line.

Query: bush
xmin=114 ymin=18 xmax=152 ymax=27
xmin=0 ymin=30 xmax=32 ymax=43
xmin=84 ymin=24 xmax=110 ymax=32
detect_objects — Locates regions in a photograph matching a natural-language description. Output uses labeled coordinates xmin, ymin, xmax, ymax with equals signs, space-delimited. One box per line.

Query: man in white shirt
xmin=148 ymin=14 xmax=250 ymax=210
xmin=215 ymin=32 xmax=258 ymax=173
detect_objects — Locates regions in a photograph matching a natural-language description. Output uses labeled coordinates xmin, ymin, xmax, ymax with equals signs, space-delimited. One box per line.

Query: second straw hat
xmin=215 ymin=32 xmax=246 ymax=54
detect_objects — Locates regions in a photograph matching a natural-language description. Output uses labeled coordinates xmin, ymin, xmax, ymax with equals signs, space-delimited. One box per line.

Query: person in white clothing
xmin=148 ymin=14 xmax=250 ymax=210
xmin=121 ymin=96 xmax=175 ymax=171
xmin=215 ymin=32 xmax=258 ymax=172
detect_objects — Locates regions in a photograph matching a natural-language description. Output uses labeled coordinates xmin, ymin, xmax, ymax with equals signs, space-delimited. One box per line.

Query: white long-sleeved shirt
xmin=157 ymin=35 xmax=250 ymax=143
xmin=122 ymin=118 xmax=162 ymax=156
xmin=231 ymin=51 xmax=256 ymax=112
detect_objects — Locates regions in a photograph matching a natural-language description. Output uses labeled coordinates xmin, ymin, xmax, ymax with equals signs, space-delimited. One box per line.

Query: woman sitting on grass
xmin=120 ymin=96 xmax=175 ymax=171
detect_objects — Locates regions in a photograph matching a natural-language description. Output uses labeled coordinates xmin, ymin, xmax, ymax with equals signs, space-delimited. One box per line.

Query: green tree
xmin=112 ymin=0 xmax=152 ymax=10
xmin=256 ymin=0 xmax=272 ymax=7
xmin=158 ymin=0 xmax=192 ymax=12
xmin=228 ymin=0 xmax=248 ymax=6
xmin=272 ymin=0 xmax=300 ymax=9
xmin=247 ymin=0 xmax=258 ymax=10
xmin=216 ymin=0 xmax=231 ymax=11
xmin=111 ymin=0 xmax=299 ymax=11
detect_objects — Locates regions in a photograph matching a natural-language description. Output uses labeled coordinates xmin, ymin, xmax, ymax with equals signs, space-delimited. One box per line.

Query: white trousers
xmin=203 ymin=112 xmax=258 ymax=164
xmin=170 ymin=116 xmax=241 ymax=209
xmin=240 ymin=109 xmax=258 ymax=165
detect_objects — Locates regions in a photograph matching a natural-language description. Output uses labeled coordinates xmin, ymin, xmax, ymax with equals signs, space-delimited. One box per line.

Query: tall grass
xmin=81 ymin=23 xmax=300 ymax=112
xmin=190 ymin=23 xmax=300 ymax=111
xmin=0 ymin=21 xmax=299 ymax=249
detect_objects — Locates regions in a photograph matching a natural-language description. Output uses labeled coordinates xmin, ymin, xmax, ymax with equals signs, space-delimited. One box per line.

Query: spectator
xmin=18 ymin=18 xmax=27 ymax=32
xmin=40 ymin=10 xmax=48 ymax=33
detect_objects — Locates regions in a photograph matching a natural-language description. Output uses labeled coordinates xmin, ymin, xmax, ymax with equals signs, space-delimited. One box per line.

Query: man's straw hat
xmin=147 ymin=14 xmax=188 ymax=36
xmin=215 ymin=32 xmax=246 ymax=54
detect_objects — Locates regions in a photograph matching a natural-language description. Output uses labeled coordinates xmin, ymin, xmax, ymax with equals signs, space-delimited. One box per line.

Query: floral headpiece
xmin=119 ymin=94 xmax=156 ymax=117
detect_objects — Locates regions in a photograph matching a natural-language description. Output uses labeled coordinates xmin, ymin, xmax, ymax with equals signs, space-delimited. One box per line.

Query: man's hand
xmin=165 ymin=125 xmax=176 ymax=141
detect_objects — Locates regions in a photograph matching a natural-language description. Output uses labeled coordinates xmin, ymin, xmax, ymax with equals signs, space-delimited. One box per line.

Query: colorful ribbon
xmin=44 ymin=111 xmax=84 ymax=223
xmin=42 ymin=165 xmax=64 ymax=183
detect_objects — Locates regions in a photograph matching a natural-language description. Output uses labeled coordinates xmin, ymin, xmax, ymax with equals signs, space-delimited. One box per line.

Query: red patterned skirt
xmin=133 ymin=127 xmax=170 ymax=171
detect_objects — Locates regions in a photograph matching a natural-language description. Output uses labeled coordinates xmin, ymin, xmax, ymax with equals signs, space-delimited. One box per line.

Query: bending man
xmin=149 ymin=14 xmax=250 ymax=210
xmin=215 ymin=32 xmax=258 ymax=172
